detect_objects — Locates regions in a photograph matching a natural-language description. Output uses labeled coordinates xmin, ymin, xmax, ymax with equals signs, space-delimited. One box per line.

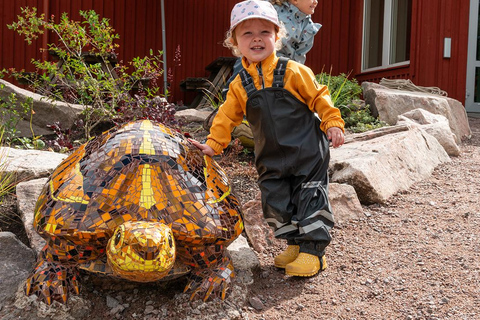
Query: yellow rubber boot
xmin=285 ymin=253 xmax=327 ymax=277
xmin=274 ymin=245 xmax=300 ymax=268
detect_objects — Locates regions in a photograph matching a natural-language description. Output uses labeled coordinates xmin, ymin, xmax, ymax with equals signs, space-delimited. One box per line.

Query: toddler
xmin=192 ymin=0 xmax=344 ymax=277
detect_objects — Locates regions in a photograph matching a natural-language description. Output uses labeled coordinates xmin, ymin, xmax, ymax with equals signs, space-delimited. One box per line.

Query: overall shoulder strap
xmin=239 ymin=69 xmax=257 ymax=98
xmin=272 ymin=57 xmax=289 ymax=88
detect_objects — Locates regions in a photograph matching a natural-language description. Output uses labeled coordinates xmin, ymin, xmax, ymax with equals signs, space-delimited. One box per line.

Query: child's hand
xmin=189 ymin=139 xmax=215 ymax=157
xmin=326 ymin=127 xmax=345 ymax=148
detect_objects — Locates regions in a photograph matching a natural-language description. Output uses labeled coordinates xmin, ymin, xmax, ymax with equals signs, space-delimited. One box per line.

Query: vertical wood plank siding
xmin=1 ymin=0 xmax=43 ymax=72
xmin=353 ymin=0 xmax=469 ymax=103
xmin=308 ymin=0 xmax=355 ymax=76
xmin=0 ymin=0 xmax=471 ymax=104
xmin=411 ymin=0 xmax=469 ymax=103
xmin=0 ymin=0 xmax=237 ymax=105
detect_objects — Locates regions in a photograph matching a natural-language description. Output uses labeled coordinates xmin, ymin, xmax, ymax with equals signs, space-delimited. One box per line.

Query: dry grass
xmin=0 ymin=130 xmax=16 ymax=206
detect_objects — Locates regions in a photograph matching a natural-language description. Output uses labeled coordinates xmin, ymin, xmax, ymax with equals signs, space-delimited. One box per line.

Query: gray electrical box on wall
xmin=444 ymin=38 xmax=452 ymax=58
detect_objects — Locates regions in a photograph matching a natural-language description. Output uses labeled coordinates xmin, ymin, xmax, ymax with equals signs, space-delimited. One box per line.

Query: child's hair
xmin=269 ymin=0 xmax=288 ymax=5
xmin=223 ymin=21 xmax=286 ymax=58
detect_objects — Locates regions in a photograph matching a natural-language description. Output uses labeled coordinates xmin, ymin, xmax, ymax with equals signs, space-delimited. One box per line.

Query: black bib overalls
xmin=240 ymin=58 xmax=334 ymax=257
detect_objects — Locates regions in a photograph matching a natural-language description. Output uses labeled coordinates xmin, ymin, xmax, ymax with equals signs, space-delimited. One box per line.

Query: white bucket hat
xmin=230 ymin=0 xmax=280 ymax=32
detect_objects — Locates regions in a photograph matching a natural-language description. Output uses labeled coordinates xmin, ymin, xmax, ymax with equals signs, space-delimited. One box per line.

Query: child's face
xmin=234 ymin=19 xmax=277 ymax=64
xmin=289 ymin=0 xmax=318 ymax=15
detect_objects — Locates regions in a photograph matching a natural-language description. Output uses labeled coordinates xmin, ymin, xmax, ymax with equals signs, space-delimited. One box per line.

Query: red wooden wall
xmin=0 ymin=0 xmax=238 ymax=105
xmin=0 ymin=0 xmax=471 ymax=105
xmin=410 ymin=0 xmax=470 ymax=103
xmin=339 ymin=0 xmax=470 ymax=103
xmin=307 ymin=0 xmax=359 ymax=77
xmin=1 ymin=0 xmax=45 ymax=74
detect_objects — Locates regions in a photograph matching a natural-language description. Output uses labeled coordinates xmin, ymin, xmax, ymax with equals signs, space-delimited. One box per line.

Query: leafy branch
xmin=6 ymin=7 xmax=167 ymax=139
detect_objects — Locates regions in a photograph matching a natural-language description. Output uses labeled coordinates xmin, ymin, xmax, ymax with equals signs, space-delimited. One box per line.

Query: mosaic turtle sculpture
xmin=25 ymin=120 xmax=244 ymax=305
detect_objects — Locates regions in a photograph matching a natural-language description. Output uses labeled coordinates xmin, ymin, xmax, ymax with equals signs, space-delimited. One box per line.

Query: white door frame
xmin=466 ymin=0 xmax=480 ymax=113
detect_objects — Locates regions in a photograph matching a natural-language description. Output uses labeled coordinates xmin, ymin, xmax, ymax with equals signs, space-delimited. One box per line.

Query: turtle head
xmin=106 ymin=221 xmax=176 ymax=282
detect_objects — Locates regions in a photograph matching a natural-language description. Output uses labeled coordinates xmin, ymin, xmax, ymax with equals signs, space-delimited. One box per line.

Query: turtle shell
xmin=34 ymin=120 xmax=243 ymax=263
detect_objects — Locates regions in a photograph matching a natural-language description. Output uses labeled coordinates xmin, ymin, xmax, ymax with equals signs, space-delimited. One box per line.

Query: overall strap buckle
xmin=272 ymin=57 xmax=289 ymax=88
xmin=239 ymin=69 xmax=257 ymax=98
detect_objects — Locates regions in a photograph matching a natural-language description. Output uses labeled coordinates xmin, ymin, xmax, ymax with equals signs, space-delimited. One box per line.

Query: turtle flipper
xmin=184 ymin=256 xmax=235 ymax=301
xmin=25 ymin=255 xmax=80 ymax=305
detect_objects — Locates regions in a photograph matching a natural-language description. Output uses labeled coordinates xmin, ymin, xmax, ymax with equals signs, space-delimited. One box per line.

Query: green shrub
xmin=0 ymin=128 xmax=16 ymax=206
xmin=316 ymin=71 xmax=362 ymax=109
xmin=339 ymin=102 xmax=388 ymax=133
xmin=316 ymin=70 xmax=387 ymax=133
xmin=6 ymin=7 xmax=173 ymax=141
xmin=0 ymin=80 xmax=35 ymax=144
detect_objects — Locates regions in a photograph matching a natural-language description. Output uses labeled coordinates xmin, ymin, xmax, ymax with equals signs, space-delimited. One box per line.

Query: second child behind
xmin=271 ymin=0 xmax=321 ymax=64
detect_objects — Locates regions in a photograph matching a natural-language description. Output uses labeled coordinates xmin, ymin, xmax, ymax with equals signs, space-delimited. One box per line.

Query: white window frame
xmin=362 ymin=0 xmax=411 ymax=72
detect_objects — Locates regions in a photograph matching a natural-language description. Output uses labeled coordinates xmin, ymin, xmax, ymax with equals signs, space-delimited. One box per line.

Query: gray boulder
xmin=362 ymin=82 xmax=471 ymax=143
xmin=227 ymin=234 xmax=260 ymax=285
xmin=328 ymin=183 xmax=364 ymax=226
xmin=16 ymin=178 xmax=48 ymax=255
xmin=1 ymin=147 xmax=66 ymax=181
xmin=241 ymin=192 xmax=277 ymax=254
xmin=0 ymin=232 xmax=36 ymax=308
xmin=0 ymin=79 xmax=85 ymax=137
xmin=175 ymin=108 xmax=212 ymax=123
xmin=397 ymin=108 xmax=461 ymax=156
xmin=330 ymin=125 xmax=451 ymax=204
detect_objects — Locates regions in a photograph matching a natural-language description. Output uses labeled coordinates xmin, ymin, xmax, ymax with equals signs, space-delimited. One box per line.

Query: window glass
xmin=477 ymin=0 xmax=480 ymax=61
xmin=390 ymin=0 xmax=411 ymax=64
xmin=363 ymin=0 xmax=412 ymax=70
xmin=475 ymin=67 xmax=480 ymax=103
xmin=363 ymin=0 xmax=384 ymax=69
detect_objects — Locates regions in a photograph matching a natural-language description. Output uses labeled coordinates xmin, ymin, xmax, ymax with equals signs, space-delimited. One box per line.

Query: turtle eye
xmin=114 ymin=231 xmax=122 ymax=247
xmin=168 ymin=234 xmax=173 ymax=248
